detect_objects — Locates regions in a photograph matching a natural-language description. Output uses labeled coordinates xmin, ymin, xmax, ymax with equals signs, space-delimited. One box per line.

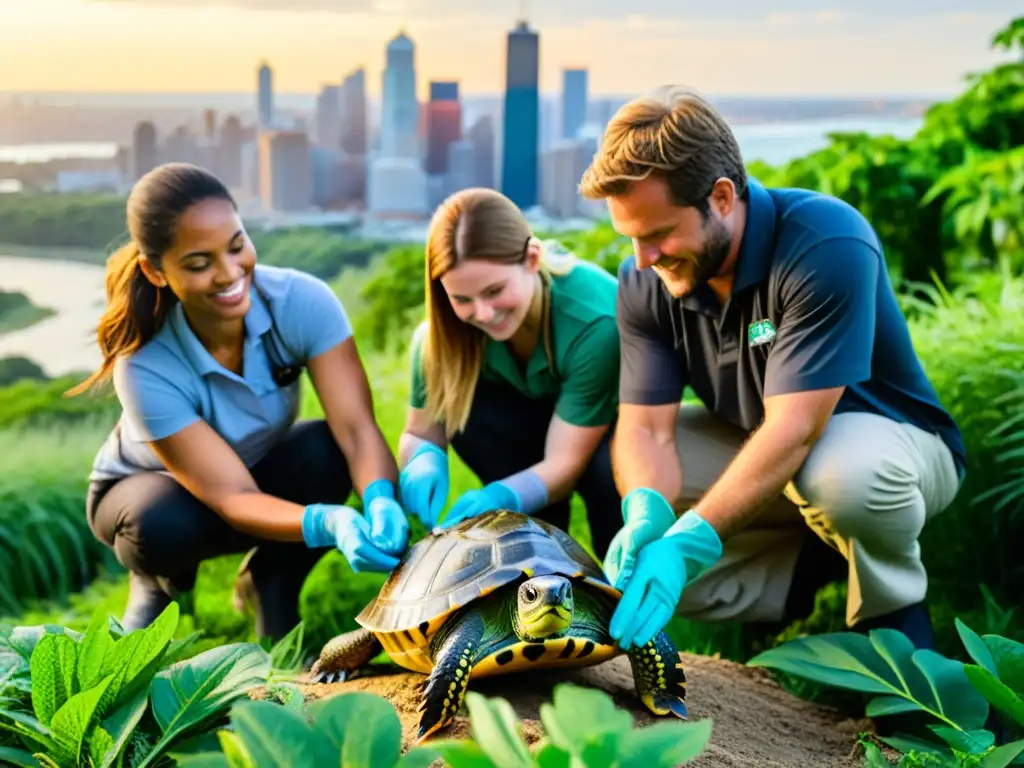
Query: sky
xmin=1 ymin=0 xmax=1018 ymax=97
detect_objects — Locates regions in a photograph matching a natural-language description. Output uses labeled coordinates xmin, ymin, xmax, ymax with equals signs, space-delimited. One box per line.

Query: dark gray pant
xmin=449 ymin=377 xmax=622 ymax=560
xmin=86 ymin=419 xmax=352 ymax=640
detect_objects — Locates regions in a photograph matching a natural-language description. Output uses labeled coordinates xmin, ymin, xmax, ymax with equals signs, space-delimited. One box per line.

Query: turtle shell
xmin=356 ymin=509 xmax=620 ymax=634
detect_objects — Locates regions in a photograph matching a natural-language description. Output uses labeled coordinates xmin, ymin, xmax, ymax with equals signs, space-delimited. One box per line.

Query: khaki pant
xmin=672 ymin=405 xmax=962 ymax=627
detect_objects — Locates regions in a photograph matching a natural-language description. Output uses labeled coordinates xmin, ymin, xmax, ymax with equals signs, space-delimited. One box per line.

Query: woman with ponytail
xmin=72 ymin=162 xmax=410 ymax=640
xmin=396 ymin=187 xmax=623 ymax=559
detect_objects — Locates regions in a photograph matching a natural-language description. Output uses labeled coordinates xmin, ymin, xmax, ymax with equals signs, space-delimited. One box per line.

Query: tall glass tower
xmin=500 ymin=20 xmax=539 ymax=209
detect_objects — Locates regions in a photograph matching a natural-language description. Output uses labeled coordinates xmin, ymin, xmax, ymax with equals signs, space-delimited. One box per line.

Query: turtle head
xmin=515 ymin=575 xmax=574 ymax=640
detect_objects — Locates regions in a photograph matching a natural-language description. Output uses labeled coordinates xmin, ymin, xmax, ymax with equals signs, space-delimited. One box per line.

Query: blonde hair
xmin=578 ymin=85 xmax=747 ymax=214
xmin=66 ymin=162 xmax=236 ymax=397
xmin=421 ymin=187 xmax=574 ymax=437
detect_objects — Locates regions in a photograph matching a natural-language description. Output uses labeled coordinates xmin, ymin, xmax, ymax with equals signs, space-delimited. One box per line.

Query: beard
xmin=654 ymin=218 xmax=733 ymax=297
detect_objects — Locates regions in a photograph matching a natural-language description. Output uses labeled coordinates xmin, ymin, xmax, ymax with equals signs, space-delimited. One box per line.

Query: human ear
xmin=709 ymin=178 xmax=737 ymax=219
xmin=137 ymin=254 xmax=168 ymax=288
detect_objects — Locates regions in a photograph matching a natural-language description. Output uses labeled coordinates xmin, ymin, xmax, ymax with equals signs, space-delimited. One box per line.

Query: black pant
xmin=448 ymin=377 xmax=622 ymax=560
xmin=86 ymin=419 xmax=352 ymax=640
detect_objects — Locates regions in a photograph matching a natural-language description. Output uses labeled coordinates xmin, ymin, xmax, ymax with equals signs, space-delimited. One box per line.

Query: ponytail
xmin=65 ymin=242 xmax=175 ymax=397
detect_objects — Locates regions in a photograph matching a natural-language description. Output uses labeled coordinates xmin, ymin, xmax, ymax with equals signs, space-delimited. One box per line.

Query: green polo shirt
xmin=410 ymin=258 xmax=620 ymax=428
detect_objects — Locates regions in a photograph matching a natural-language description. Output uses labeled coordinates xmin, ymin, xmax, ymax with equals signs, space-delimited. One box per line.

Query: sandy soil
xmin=280 ymin=652 xmax=883 ymax=767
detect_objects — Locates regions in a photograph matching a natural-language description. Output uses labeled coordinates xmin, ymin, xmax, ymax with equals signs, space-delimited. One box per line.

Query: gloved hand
xmin=362 ymin=478 xmax=410 ymax=557
xmin=301 ymin=503 xmax=401 ymax=573
xmin=603 ymin=488 xmax=678 ymax=590
xmin=608 ymin=509 xmax=723 ymax=650
xmin=399 ymin=441 xmax=449 ymax=528
xmin=439 ymin=481 xmax=520 ymax=530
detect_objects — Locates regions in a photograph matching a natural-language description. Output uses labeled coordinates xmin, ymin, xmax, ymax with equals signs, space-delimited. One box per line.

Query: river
xmin=0 ymin=255 xmax=106 ymax=378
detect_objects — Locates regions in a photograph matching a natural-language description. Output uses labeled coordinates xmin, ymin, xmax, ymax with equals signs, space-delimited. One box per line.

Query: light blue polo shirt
xmin=89 ymin=264 xmax=352 ymax=482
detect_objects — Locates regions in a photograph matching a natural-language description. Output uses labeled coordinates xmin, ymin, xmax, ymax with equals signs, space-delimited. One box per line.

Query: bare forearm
xmin=693 ymin=418 xmax=815 ymax=540
xmin=611 ymin=424 xmax=684 ymax=509
xmin=216 ymin=491 xmax=308 ymax=542
xmin=335 ymin=422 xmax=399 ymax=497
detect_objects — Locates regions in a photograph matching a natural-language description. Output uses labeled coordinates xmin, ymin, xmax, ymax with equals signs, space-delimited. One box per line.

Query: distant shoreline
xmin=0 ymin=243 xmax=108 ymax=266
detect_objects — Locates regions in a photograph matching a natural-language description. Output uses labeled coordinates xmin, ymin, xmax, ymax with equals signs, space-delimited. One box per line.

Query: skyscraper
xmin=562 ymin=68 xmax=588 ymax=140
xmin=501 ymin=20 xmax=540 ymax=209
xmin=379 ymin=31 xmax=419 ymax=159
xmin=425 ymin=81 xmax=461 ymax=176
xmin=257 ymin=62 xmax=273 ymax=129
xmin=340 ymin=67 xmax=367 ymax=157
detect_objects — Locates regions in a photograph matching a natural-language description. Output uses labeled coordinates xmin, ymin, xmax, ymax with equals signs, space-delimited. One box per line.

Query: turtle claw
xmin=310 ymin=669 xmax=350 ymax=684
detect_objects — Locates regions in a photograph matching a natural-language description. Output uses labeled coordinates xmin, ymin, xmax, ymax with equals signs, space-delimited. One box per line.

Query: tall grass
xmin=0 ymin=415 xmax=121 ymax=615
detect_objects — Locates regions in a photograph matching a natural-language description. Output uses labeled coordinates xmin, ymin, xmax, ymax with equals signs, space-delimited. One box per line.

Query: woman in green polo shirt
xmin=397 ymin=187 xmax=622 ymax=558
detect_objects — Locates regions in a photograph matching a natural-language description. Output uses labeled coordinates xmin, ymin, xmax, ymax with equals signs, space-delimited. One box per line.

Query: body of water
xmin=0 ymin=255 xmax=105 ymax=377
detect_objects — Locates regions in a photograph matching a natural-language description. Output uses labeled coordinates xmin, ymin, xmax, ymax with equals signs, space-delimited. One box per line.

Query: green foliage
xmin=748 ymin=620 xmax=1024 ymax=763
xmin=173 ymin=683 xmax=713 ymax=768
xmin=0 ymin=290 xmax=56 ymax=338
xmin=0 ymin=604 xmax=273 ymax=768
xmin=0 ymin=417 xmax=123 ymax=615
xmin=0 ymin=357 xmax=48 ymax=387
xmin=247 ymin=227 xmax=386 ymax=281
xmin=902 ymin=265 xmax=1024 ymax=605
xmin=0 ymin=193 xmax=127 ymax=251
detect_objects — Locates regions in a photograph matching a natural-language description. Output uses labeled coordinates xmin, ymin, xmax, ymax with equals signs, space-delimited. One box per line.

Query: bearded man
xmin=578 ymin=85 xmax=966 ymax=653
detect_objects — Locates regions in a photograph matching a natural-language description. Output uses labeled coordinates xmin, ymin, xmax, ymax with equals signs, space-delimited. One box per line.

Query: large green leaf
xmin=97 ymin=686 xmax=149 ymax=768
xmin=76 ymin=610 xmax=115 ymax=691
xmin=617 ymin=719 xmax=714 ymax=768
xmin=979 ymin=738 xmax=1024 ymax=768
xmin=964 ymin=664 xmax=1024 ymax=728
xmin=957 ymin=619 xmax=998 ymax=676
xmin=48 ymin=671 xmax=116 ymax=763
xmin=229 ymin=700 xmax=322 ymax=766
xmin=537 ymin=684 xmax=633 ymax=768
xmin=464 ymin=692 xmax=534 ymax=768
xmin=140 ymin=642 xmax=271 ymax=768
xmin=985 ymin=635 xmax=1024 ymax=694
xmin=30 ymin=633 xmax=69 ymax=727
xmin=748 ymin=629 xmax=989 ymax=730
xmin=307 ymin=690 xmax=404 ymax=768
xmin=0 ymin=745 xmax=38 ymax=767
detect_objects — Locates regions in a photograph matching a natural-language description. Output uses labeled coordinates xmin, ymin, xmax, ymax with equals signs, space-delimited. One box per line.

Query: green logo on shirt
xmin=748 ymin=319 xmax=777 ymax=347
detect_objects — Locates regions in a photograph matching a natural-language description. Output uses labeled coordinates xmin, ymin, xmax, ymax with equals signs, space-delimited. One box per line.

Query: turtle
xmin=308 ymin=509 xmax=689 ymax=743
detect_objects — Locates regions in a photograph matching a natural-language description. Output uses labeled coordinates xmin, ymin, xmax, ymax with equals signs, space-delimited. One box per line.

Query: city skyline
xmin=2 ymin=0 xmax=1019 ymax=97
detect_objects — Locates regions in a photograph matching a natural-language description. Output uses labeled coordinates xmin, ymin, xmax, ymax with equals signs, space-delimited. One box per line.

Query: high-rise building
xmin=379 ymin=31 xmax=419 ymax=159
xmin=316 ymin=85 xmax=342 ymax=150
xmin=340 ymin=68 xmax=367 ymax=157
xmin=425 ymin=81 xmax=461 ymax=176
xmin=467 ymin=115 xmax=496 ymax=189
xmin=132 ymin=121 xmax=158 ymax=181
xmin=258 ymin=130 xmax=312 ymax=212
xmin=562 ymin=69 xmax=588 ymax=140
xmin=500 ymin=20 xmax=540 ymax=209
xmin=257 ymin=62 xmax=274 ymax=129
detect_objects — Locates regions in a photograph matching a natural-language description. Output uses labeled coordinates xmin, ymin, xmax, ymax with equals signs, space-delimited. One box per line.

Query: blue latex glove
xmin=301 ymin=503 xmax=401 ymax=573
xmin=362 ymin=478 xmax=410 ymax=556
xmin=603 ymin=488 xmax=678 ymax=590
xmin=399 ymin=441 xmax=449 ymax=528
xmin=439 ymin=481 xmax=521 ymax=530
xmin=609 ymin=509 xmax=724 ymax=651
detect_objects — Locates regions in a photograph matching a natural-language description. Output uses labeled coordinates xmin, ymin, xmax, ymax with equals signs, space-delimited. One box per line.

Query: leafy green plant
xmin=174 ymin=683 xmax=712 ymax=768
xmin=0 ymin=603 xmax=272 ymax=767
xmin=747 ymin=622 xmax=1024 ymax=765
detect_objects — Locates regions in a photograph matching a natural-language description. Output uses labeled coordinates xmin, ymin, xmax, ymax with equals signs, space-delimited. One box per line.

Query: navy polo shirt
xmin=617 ymin=177 xmax=967 ymax=476
xmin=90 ymin=264 xmax=353 ymax=482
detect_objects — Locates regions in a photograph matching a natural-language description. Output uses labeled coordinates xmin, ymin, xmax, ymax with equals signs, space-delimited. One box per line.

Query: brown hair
xmin=421 ymin=187 xmax=568 ymax=437
xmin=578 ymin=85 xmax=748 ymax=218
xmin=66 ymin=162 xmax=235 ymax=396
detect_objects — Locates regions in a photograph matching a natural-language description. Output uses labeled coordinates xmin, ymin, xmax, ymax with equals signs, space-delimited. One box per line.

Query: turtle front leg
xmin=627 ymin=629 xmax=688 ymax=720
xmin=309 ymin=628 xmax=382 ymax=684
xmin=415 ymin=612 xmax=486 ymax=744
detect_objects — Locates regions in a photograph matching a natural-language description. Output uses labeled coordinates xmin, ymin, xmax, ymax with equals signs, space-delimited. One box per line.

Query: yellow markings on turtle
xmin=470 ymin=636 xmax=619 ymax=678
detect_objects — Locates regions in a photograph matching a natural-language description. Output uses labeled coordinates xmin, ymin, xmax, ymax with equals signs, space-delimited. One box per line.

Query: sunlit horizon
xmin=1 ymin=0 xmax=1018 ymax=98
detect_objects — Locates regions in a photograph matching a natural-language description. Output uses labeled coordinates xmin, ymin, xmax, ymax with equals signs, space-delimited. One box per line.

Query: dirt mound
xmin=287 ymin=652 xmax=880 ymax=767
